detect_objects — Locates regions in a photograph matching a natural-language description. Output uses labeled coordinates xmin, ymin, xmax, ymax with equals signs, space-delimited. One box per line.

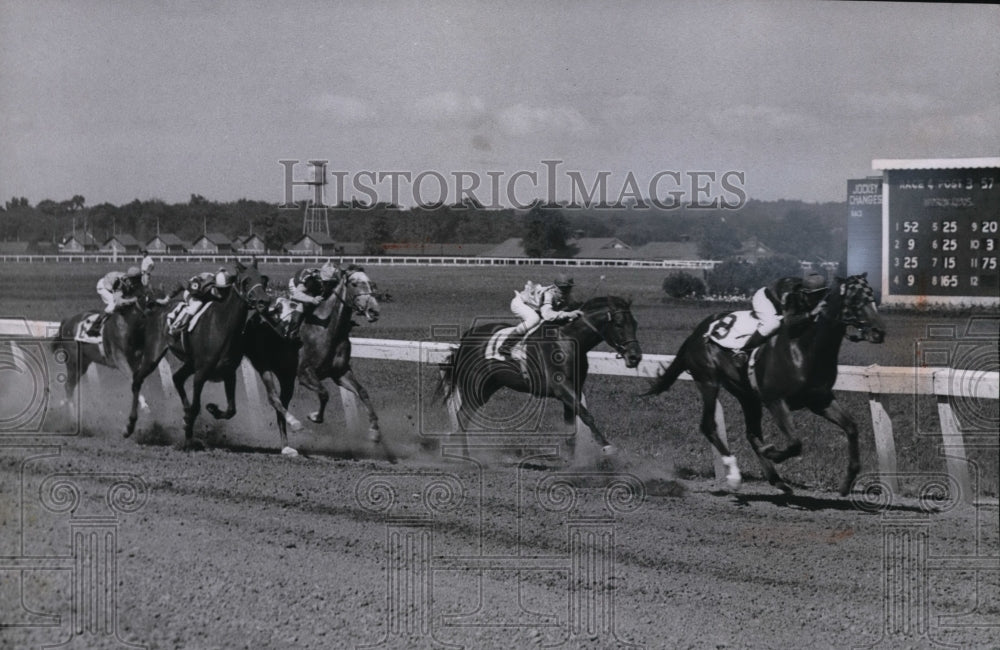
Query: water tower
xmin=301 ymin=160 xmax=330 ymax=237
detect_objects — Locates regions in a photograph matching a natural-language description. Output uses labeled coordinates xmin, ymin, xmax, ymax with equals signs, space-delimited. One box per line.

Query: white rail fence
xmin=2 ymin=318 xmax=996 ymax=503
xmin=0 ymin=253 xmax=719 ymax=269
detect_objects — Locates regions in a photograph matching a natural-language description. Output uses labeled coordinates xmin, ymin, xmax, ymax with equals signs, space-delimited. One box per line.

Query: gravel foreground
xmin=1 ymin=432 xmax=997 ymax=650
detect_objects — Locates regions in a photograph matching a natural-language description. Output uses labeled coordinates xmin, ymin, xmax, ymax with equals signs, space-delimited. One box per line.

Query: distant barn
xmin=60 ymin=232 xmax=100 ymax=253
xmin=101 ymin=234 xmax=142 ymax=254
xmin=189 ymin=233 xmax=233 ymax=254
xmin=146 ymin=233 xmax=189 ymax=254
xmin=286 ymin=233 xmax=338 ymax=255
xmin=235 ymin=233 xmax=267 ymax=255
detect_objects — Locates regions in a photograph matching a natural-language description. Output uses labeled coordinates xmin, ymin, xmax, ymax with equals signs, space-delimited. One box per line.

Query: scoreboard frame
xmin=874 ymin=158 xmax=1000 ymax=307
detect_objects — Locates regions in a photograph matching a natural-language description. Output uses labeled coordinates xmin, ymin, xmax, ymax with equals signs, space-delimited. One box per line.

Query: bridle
xmin=326 ymin=270 xmax=377 ymax=317
xmin=817 ymin=276 xmax=880 ymax=342
xmin=576 ymin=304 xmax=639 ymax=359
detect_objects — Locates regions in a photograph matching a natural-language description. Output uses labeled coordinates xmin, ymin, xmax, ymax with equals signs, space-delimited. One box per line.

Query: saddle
xmin=166 ymin=301 xmax=214 ymax=334
xmin=485 ymin=322 xmax=542 ymax=362
xmin=704 ymin=310 xmax=758 ymax=350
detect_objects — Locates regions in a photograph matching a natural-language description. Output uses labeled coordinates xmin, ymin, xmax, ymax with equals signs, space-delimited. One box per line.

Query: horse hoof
xmin=775 ymin=481 xmax=794 ymax=495
xmin=182 ymin=439 xmax=205 ymax=452
xmin=122 ymin=428 xmax=134 ymax=439
xmin=308 ymin=412 xmax=323 ymax=424
xmin=281 ymin=446 xmax=299 ymax=457
xmin=727 ymin=476 xmax=743 ymax=490
xmin=760 ymin=444 xmax=780 ymax=461
xmin=601 ymin=444 xmax=617 ymax=456
xmin=787 ymin=440 xmax=803 ymax=458
xmin=206 ymin=404 xmax=222 ymax=419
xmin=285 ymin=414 xmax=303 ymax=431
xmin=367 ymin=429 xmax=382 ymax=444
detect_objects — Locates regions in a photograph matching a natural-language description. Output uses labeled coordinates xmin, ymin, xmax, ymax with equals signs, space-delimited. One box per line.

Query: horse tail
xmin=643 ymin=339 xmax=690 ymax=396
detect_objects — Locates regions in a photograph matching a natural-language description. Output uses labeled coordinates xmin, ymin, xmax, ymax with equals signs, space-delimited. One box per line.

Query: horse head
xmin=827 ymin=273 xmax=886 ymax=343
xmin=341 ymin=265 xmax=380 ymax=323
xmin=579 ymin=296 xmax=642 ymax=368
xmin=232 ymin=258 xmax=271 ymax=313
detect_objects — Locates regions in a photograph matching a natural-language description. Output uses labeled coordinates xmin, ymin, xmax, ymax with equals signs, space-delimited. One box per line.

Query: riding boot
xmin=740 ymin=330 xmax=767 ymax=351
xmin=169 ymin=311 xmax=190 ymax=335
xmin=87 ymin=313 xmax=109 ymax=337
xmin=497 ymin=337 xmax=517 ymax=359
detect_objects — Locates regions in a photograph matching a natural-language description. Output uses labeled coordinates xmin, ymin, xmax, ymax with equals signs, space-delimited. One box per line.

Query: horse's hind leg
xmin=259 ymin=368 xmax=299 ymax=455
xmin=695 ymin=382 xmax=741 ymax=489
xmin=737 ymin=395 xmax=791 ymax=494
xmin=124 ymin=356 xmax=164 ymax=438
xmin=552 ymin=385 xmax=614 ymax=459
xmin=809 ymin=397 xmax=860 ymax=496
xmin=206 ymin=373 xmax=237 ymax=420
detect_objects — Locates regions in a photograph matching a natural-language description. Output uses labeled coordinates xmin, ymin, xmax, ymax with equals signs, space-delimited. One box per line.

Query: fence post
xmin=935 ymin=393 xmax=973 ymax=504
xmin=866 ymin=365 xmax=899 ymax=494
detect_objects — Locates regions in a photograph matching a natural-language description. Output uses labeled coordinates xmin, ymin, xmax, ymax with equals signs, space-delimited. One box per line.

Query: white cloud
xmin=707 ymin=104 xmax=814 ymax=132
xmin=497 ymin=103 xmax=590 ymax=136
xmin=306 ymin=93 xmax=373 ymax=124
xmin=414 ymin=91 xmax=486 ymax=123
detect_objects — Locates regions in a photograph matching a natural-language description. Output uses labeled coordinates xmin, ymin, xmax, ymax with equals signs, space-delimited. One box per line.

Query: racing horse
xmin=645 ymin=273 xmax=886 ymax=496
xmin=169 ymin=259 xmax=270 ymax=449
xmin=438 ymin=295 xmax=642 ymax=460
xmin=292 ymin=264 xmax=393 ymax=459
xmin=53 ymin=289 xmax=174 ymax=436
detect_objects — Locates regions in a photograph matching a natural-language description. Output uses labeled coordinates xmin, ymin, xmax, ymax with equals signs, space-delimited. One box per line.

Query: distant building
xmin=480 ymin=237 xmax=703 ymax=261
xmin=734 ymin=237 xmax=777 ymax=263
xmin=285 ymin=233 xmax=338 ymax=255
xmin=235 ymin=234 xmax=267 ymax=255
xmin=568 ymin=237 xmax=634 ymax=259
xmin=380 ymin=242 xmax=494 ymax=256
xmin=101 ymin=234 xmax=142 ymax=254
xmin=189 ymin=233 xmax=233 ymax=254
xmin=0 ymin=241 xmax=31 ymax=255
xmin=60 ymin=232 xmax=99 ymax=252
xmin=146 ymin=233 xmax=189 ymax=254
xmin=632 ymin=241 xmax=701 ymax=261
xmin=480 ymin=238 xmax=528 ymax=258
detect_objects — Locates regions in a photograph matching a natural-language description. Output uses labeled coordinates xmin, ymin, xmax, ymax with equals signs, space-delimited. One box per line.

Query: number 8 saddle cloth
xmin=704 ymin=310 xmax=759 ymax=350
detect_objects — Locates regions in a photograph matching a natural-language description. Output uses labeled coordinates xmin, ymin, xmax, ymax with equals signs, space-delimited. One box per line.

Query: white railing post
xmin=865 ymin=364 xmax=899 ymax=494
xmin=933 ymin=370 xmax=974 ymax=504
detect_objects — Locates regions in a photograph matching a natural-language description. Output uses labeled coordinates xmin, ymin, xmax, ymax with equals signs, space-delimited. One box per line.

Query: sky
xmin=1 ymin=0 xmax=998 ymax=208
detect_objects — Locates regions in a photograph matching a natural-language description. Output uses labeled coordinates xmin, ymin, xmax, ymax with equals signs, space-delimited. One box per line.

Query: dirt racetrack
xmin=2 ymin=426 xmax=997 ymax=650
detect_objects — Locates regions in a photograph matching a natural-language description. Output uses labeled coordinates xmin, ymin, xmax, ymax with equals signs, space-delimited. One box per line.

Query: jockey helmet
xmin=554 ymin=273 xmax=574 ymax=289
xmin=802 ymin=271 xmax=826 ymax=293
xmin=215 ymin=268 xmax=230 ymax=287
xmin=126 ymin=266 xmax=141 ymax=279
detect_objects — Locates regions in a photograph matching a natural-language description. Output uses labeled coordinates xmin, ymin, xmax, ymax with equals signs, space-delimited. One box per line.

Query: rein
xmin=575 ymin=306 xmax=637 ymax=358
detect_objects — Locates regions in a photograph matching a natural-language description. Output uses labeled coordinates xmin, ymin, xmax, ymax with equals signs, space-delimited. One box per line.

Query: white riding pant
xmin=97 ymin=285 xmax=119 ymax=314
xmin=751 ymin=287 xmax=782 ymax=336
xmin=509 ymin=293 xmax=541 ymax=336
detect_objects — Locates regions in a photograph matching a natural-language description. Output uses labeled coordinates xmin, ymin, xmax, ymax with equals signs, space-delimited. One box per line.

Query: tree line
xmin=1 ymin=194 xmax=847 ymax=264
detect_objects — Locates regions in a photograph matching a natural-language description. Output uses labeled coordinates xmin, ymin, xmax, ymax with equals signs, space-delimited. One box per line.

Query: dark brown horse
xmin=438 ymin=295 xmax=642 ymax=460
xmin=168 ymin=259 xmax=270 ymax=449
xmin=242 ymin=310 xmax=302 ymax=455
xmin=293 ymin=265 xmax=393 ymax=458
xmin=645 ymin=273 xmax=886 ymax=496
xmin=53 ymin=290 xmax=174 ymax=436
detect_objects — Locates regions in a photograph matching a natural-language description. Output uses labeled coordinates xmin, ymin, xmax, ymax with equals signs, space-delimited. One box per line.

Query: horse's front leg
xmin=182 ymin=374 xmax=207 ymax=450
xmin=172 ymin=363 xmax=193 ymax=412
xmin=696 ymin=381 xmax=741 ymax=489
xmin=737 ymin=394 xmax=790 ymax=494
xmin=554 ymin=386 xmax=614 ymax=458
xmin=761 ymin=399 xmax=803 ymax=462
xmin=257 ymin=367 xmax=300 ymax=455
xmin=124 ymin=357 xmax=162 ymax=438
xmin=206 ymin=372 xmax=237 ymax=420
xmin=810 ymin=397 xmax=860 ymax=496
xmin=333 ymin=368 xmax=380 ymax=442
xmin=298 ymin=365 xmax=329 ymax=424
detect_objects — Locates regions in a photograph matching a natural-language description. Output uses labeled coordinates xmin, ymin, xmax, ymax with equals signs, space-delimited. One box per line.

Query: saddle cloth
xmin=74 ymin=314 xmax=106 ymax=358
xmin=485 ymin=322 xmax=541 ymax=362
xmin=705 ymin=310 xmax=759 ymax=350
xmin=167 ymin=302 xmax=214 ymax=333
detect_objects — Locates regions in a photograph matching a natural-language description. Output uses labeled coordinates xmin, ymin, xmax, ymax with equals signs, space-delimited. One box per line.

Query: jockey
xmin=740 ymin=271 xmax=828 ymax=351
xmin=498 ymin=273 xmax=583 ymax=358
xmin=89 ymin=266 xmax=143 ymax=335
xmin=169 ymin=268 xmax=230 ymax=334
xmin=277 ymin=265 xmax=329 ymax=338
